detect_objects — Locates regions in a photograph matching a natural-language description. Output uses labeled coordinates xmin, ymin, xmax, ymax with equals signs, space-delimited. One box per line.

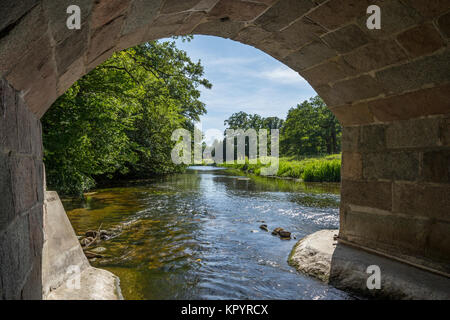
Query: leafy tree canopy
xmin=42 ymin=39 xmax=211 ymax=195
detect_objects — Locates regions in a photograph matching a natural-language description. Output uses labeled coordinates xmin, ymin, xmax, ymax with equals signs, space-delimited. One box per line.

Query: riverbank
xmin=218 ymin=154 xmax=341 ymax=182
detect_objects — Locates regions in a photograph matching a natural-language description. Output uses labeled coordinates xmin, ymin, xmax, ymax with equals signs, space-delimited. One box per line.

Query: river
xmin=63 ymin=166 xmax=353 ymax=300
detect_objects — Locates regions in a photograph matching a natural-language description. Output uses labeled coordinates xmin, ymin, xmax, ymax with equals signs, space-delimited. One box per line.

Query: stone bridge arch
xmin=0 ymin=0 xmax=449 ymax=299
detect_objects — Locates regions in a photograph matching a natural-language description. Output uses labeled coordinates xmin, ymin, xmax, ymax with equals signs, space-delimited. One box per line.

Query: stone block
xmin=344 ymin=210 xmax=429 ymax=258
xmin=363 ymin=151 xmax=420 ymax=181
xmin=386 ymin=118 xmax=441 ymax=149
xmin=235 ymin=26 xmax=272 ymax=46
xmin=330 ymin=103 xmax=375 ymax=126
xmin=10 ymin=155 xmax=37 ymax=214
xmin=0 ymin=213 xmax=32 ymax=299
xmin=57 ymin=57 xmax=86 ymax=96
xmin=331 ymin=75 xmax=384 ymax=106
xmin=24 ymin=69 xmax=58 ymax=117
xmin=0 ymin=4 xmax=47 ymax=76
xmin=356 ymin=0 xmax=422 ymax=40
xmin=393 ymin=182 xmax=450 ymax=220
xmin=368 ymin=84 xmax=450 ymax=122
xmin=87 ymin=16 xmax=124 ymax=64
xmin=91 ymin=0 xmax=131 ymax=29
xmin=160 ymin=0 xmax=202 ymax=14
xmin=397 ymin=23 xmax=445 ymax=57
xmin=275 ymin=17 xmax=326 ymax=51
xmin=437 ymin=11 xmax=450 ymax=38
xmin=16 ymin=95 xmax=33 ymax=154
xmin=404 ymin=0 xmax=450 ymax=19
xmin=5 ymin=32 xmax=54 ymax=92
xmin=341 ymin=179 xmax=392 ymax=211
xmin=0 ymin=0 xmax=39 ymax=33
xmin=282 ymin=40 xmax=337 ymax=72
xmin=341 ymin=152 xmax=362 ymax=180
xmin=43 ymin=0 xmax=93 ymax=43
xmin=55 ymin=27 xmax=88 ymax=75
xmin=35 ymin=160 xmax=45 ymax=203
xmin=20 ymin=256 xmax=42 ymax=300
xmin=193 ymin=19 xmax=244 ymax=39
xmin=257 ymin=35 xmax=297 ymax=59
xmin=341 ymin=126 xmax=360 ymax=151
xmin=314 ymin=85 xmax=342 ymax=107
xmin=342 ymin=40 xmax=407 ymax=74
xmin=359 ymin=124 xmax=386 ymax=152
xmin=321 ymin=24 xmax=370 ymax=54
xmin=177 ymin=11 xmax=206 ymax=35
xmin=428 ymin=221 xmax=450 ymax=263
xmin=146 ymin=12 xmax=192 ymax=39
xmin=376 ymin=49 xmax=450 ymax=95
xmin=121 ymin=0 xmax=162 ymax=35
xmin=255 ymin=0 xmax=316 ymax=32
xmin=0 ymin=152 xmax=14 ymax=232
xmin=0 ymin=79 xmax=18 ymax=152
xmin=441 ymin=116 xmax=450 ymax=146
xmin=306 ymin=0 xmax=371 ymax=31
xmin=208 ymin=0 xmax=269 ymax=22
xmin=302 ymin=57 xmax=354 ymax=86
xmin=28 ymin=205 xmax=44 ymax=258
xmin=422 ymin=151 xmax=450 ymax=183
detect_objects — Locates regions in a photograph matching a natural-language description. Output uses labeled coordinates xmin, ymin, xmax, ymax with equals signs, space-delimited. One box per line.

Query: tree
xmin=42 ymin=39 xmax=211 ymax=195
xmin=281 ymin=96 xmax=341 ymax=156
xmin=223 ymin=112 xmax=284 ymax=161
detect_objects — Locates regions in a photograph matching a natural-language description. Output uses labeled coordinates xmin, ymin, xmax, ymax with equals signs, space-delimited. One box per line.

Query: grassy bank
xmin=218 ymin=154 xmax=341 ymax=182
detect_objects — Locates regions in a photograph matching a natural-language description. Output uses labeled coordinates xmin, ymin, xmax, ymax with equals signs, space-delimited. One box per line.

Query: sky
xmin=168 ymin=35 xmax=317 ymax=144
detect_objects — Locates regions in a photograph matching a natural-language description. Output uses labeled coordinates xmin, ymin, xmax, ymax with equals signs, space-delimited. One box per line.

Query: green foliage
xmin=281 ymin=96 xmax=341 ymax=156
xmin=42 ymin=39 xmax=211 ymax=196
xmin=219 ymin=154 xmax=341 ymax=182
xmin=224 ymin=111 xmax=284 ymax=131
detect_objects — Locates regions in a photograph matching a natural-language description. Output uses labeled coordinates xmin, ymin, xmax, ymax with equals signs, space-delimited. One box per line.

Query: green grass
xmin=218 ymin=154 xmax=341 ymax=182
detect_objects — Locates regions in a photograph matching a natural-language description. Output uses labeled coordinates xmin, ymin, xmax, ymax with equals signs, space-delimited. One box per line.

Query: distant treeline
xmin=211 ymin=95 xmax=342 ymax=161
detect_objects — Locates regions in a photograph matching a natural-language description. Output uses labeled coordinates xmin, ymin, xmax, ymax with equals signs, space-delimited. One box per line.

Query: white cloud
xmin=257 ymin=67 xmax=307 ymax=85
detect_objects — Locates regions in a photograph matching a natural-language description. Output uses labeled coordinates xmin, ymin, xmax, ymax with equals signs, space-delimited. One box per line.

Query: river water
xmin=63 ymin=166 xmax=353 ymax=300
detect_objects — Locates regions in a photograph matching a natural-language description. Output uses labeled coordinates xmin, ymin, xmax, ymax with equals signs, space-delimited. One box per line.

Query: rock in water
xmin=91 ymin=247 xmax=107 ymax=253
xmin=272 ymin=227 xmax=283 ymax=235
xmin=85 ymin=230 xmax=98 ymax=238
xmin=84 ymin=251 xmax=103 ymax=259
xmin=279 ymin=230 xmax=291 ymax=239
xmin=259 ymin=224 xmax=269 ymax=232
xmin=80 ymin=237 xmax=94 ymax=247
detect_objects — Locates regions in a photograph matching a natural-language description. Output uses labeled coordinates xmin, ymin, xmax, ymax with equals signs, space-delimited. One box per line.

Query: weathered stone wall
xmin=340 ymin=115 xmax=450 ymax=274
xmin=0 ymin=78 xmax=44 ymax=299
xmin=0 ymin=0 xmax=449 ymax=299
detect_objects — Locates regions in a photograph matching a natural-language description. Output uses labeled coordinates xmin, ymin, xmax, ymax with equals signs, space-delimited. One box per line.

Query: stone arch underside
xmin=0 ymin=0 xmax=449 ymax=299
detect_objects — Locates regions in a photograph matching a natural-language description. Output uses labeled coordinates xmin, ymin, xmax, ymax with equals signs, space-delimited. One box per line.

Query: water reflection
xmin=63 ymin=166 xmax=352 ymax=300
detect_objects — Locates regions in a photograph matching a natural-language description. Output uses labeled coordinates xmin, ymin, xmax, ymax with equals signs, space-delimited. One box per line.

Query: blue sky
xmin=169 ymin=36 xmax=317 ymax=143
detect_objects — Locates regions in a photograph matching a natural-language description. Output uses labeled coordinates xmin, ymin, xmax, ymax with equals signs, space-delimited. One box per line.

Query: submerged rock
xmin=100 ymin=230 xmax=110 ymax=240
xmin=80 ymin=237 xmax=95 ymax=247
xmin=279 ymin=230 xmax=291 ymax=239
xmin=85 ymin=230 xmax=98 ymax=238
xmin=84 ymin=251 xmax=103 ymax=259
xmin=271 ymin=227 xmax=284 ymax=236
xmin=271 ymin=227 xmax=292 ymax=240
xmin=91 ymin=247 xmax=107 ymax=254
